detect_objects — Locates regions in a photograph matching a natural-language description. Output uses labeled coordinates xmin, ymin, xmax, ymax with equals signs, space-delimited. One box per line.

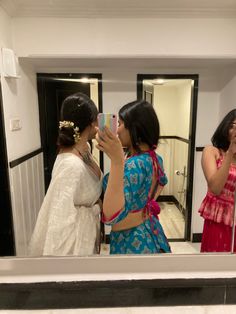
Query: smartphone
xmin=98 ymin=113 xmax=118 ymax=134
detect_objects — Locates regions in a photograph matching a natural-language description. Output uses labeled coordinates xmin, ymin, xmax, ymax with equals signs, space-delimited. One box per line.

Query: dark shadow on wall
xmin=0 ymin=82 xmax=15 ymax=256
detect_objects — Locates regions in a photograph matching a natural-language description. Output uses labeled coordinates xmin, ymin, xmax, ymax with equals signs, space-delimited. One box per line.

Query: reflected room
xmin=1 ymin=57 xmax=236 ymax=257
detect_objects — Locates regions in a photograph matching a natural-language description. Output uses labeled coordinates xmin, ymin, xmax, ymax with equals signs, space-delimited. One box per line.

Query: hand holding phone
xmin=98 ymin=113 xmax=118 ymax=134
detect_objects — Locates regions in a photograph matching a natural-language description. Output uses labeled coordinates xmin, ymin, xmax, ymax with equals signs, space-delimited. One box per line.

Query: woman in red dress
xmin=199 ymin=109 xmax=236 ymax=252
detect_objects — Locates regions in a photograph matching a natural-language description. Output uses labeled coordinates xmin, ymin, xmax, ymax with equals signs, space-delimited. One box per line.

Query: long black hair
xmin=57 ymin=92 xmax=98 ymax=147
xmin=211 ymin=109 xmax=236 ymax=151
xmin=119 ymin=100 xmax=160 ymax=152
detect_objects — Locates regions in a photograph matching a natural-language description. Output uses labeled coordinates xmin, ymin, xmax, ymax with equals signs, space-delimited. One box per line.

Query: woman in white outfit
xmin=29 ymin=93 xmax=102 ymax=256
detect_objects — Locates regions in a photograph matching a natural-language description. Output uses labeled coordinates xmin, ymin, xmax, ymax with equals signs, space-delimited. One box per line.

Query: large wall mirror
xmin=0 ymin=57 xmax=236 ymax=263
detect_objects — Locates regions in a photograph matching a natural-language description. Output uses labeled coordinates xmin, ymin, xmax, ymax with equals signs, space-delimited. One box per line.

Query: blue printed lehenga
xmin=103 ymin=151 xmax=171 ymax=254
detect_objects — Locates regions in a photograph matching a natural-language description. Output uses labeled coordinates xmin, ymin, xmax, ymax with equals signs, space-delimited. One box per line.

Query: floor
xmin=159 ymin=202 xmax=185 ymax=239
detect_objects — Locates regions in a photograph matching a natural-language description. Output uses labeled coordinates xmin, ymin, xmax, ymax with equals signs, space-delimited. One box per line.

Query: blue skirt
xmin=109 ymin=217 xmax=171 ymax=254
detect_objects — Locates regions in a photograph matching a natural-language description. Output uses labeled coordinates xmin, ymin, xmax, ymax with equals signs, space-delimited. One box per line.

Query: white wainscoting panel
xmin=158 ymin=138 xmax=188 ymax=202
xmin=9 ymin=153 xmax=45 ymax=256
xmin=173 ymin=140 xmax=188 ymax=208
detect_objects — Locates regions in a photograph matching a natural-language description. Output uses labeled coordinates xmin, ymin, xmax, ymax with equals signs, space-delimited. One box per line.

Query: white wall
xmin=0 ymin=6 xmax=12 ymax=49
xmin=154 ymin=85 xmax=179 ymax=136
xmin=0 ymin=7 xmax=41 ymax=162
xmin=219 ymin=75 xmax=236 ymax=117
xmin=12 ymin=18 xmax=236 ymax=57
xmin=195 ymin=91 xmax=220 ymax=147
xmin=1 ymin=59 xmax=41 ymax=161
xmin=177 ymin=82 xmax=191 ymax=139
xmin=153 ymin=82 xmax=191 ymax=138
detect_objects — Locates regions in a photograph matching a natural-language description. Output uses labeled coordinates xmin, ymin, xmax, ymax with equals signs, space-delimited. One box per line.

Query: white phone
xmin=98 ymin=113 xmax=118 ymax=134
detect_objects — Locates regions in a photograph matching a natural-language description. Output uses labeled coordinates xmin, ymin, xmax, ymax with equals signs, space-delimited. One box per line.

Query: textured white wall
xmin=195 ymin=91 xmax=220 ymax=147
xmin=0 ymin=6 xmax=13 ymax=49
xmin=1 ymin=59 xmax=41 ymax=161
xmin=0 ymin=8 xmax=41 ymax=162
xmin=12 ymin=18 xmax=236 ymax=58
xmin=219 ymin=75 xmax=236 ymax=117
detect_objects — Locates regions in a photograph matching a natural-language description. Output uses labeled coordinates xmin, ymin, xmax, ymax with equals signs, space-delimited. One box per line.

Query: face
xmin=229 ymin=119 xmax=236 ymax=141
xmin=117 ymin=119 xmax=131 ymax=148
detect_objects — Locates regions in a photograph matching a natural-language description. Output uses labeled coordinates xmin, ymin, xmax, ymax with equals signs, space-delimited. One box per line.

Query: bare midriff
xmin=111 ymin=210 xmax=148 ymax=232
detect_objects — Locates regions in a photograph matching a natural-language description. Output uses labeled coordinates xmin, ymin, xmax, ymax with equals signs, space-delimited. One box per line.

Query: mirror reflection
xmin=139 ymin=75 xmax=196 ymax=242
xmin=1 ymin=63 xmax=236 ymax=258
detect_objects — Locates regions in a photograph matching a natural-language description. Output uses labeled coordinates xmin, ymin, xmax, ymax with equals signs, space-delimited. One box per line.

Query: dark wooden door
xmin=0 ymin=82 xmax=15 ymax=255
xmin=37 ymin=74 xmax=97 ymax=191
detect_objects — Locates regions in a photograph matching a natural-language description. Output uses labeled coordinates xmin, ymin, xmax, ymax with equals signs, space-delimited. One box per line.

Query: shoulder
xmin=53 ymin=153 xmax=84 ymax=176
xmin=202 ymin=146 xmax=220 ymax=159
xmin=125 ymin=153 xmax=151 ymax=170
xmin=201 ymin=146 xmax=222 ymax=168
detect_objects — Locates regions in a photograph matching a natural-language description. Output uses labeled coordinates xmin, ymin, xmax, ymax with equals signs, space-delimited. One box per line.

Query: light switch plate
xmin=10 ymin=118 xmax=21 ymax=131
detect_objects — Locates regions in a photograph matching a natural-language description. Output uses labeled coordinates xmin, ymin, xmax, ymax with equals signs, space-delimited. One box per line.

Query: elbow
xmin=102 ymin=203 xmax=125 ymax=217
xmin=208 ymin=186 xmax=222 ymax=196
xmin=212 ymin=190 xmax=221 ymax=196
xmin=207 ymin=179 xmax=223 ymax=196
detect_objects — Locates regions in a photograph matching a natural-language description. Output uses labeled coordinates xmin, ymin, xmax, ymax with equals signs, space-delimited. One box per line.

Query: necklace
xmin=73 ymin=146 xmax=101 ymax=178
xmin=73 ymin=146 xmax=92 ymax=165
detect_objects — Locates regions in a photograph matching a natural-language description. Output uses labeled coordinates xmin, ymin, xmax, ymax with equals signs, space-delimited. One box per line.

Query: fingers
xmin=95 ymin=129 xmax=113 ymax=153
xmin=98 ymin=127 xmax=115 ymax=141
xmin=95 ymin=134 xmax=105 ymax=151
xmin=103 ymin=126 xmax=116 ymax=139
xmin=95 ymin=143 xmax=105 ymax=152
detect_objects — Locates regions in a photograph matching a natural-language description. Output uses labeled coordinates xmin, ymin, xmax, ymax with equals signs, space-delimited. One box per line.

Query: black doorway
xmin=37 ymin=73 xmax=103 ymax=191
xmin=137 ymin=74 xmax=199 ymax=241
xmin=0 ymin=82 xmax=15 ymax=256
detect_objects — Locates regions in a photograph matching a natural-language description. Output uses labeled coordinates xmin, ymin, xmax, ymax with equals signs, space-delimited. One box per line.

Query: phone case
xmin=98 ymin=113 xmax=118 ymax=133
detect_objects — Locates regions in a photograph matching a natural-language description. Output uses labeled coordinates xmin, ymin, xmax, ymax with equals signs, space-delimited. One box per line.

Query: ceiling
xmin=1 ymin=0 xmax=236 ymax=18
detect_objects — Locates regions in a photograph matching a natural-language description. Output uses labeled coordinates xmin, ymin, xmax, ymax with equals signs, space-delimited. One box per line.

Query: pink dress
xmin=198 ymin=156 xmax=236 ymax=252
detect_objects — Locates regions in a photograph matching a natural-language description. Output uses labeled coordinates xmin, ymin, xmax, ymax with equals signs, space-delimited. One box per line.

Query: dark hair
xmin=57 ymin=92 xmax=98 ymax=147
xmin=119 ymin=100 xmax=160 ymax=152
xmin=211 ymin=109 xmax=236 ymax=151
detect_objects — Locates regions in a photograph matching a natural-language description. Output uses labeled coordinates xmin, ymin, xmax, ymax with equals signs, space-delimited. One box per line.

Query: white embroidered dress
xmin=29 ymin=153 xmax=102 ymax=256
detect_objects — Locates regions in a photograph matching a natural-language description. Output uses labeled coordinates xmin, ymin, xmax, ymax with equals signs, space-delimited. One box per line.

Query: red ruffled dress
xmin=198 ymin=156 xmax=236 ymax=252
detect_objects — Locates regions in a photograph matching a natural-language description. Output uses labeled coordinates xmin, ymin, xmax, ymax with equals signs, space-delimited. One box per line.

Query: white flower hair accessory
xmin=73 ymin=126 xmax=80 ymax=143
xmin=59 ymin=120 xmax=74 ymax=129
xmin=59 ymin=120 xmax=80 ymax=143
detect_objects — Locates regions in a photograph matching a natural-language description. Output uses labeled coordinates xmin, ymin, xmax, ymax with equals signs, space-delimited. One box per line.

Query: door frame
xmin=137 ymin=74 xmax=199 ymax=241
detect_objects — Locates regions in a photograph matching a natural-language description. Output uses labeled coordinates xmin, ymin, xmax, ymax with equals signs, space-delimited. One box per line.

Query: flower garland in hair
xmin=59 ymin=120 xmax=81 ymax=143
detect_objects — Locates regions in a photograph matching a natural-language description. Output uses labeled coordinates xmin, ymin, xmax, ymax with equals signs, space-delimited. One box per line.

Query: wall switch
xmin=10 ymin=118 xmax=21 ymax=131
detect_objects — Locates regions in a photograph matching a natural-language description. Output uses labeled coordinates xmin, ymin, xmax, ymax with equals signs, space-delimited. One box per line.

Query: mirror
xmin=1 ymin=57 xmax=236 ymax=258
xmin=137 ymin=74 xmax=198 ymax=243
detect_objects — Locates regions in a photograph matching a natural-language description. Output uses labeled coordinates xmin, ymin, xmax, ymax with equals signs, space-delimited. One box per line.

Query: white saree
xmin=29 ymin=153 xmax=102 ymax=256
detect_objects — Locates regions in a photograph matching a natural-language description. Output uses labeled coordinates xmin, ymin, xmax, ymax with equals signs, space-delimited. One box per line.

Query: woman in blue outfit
xmin=96 ymin=100 xmax=171 ymax=254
